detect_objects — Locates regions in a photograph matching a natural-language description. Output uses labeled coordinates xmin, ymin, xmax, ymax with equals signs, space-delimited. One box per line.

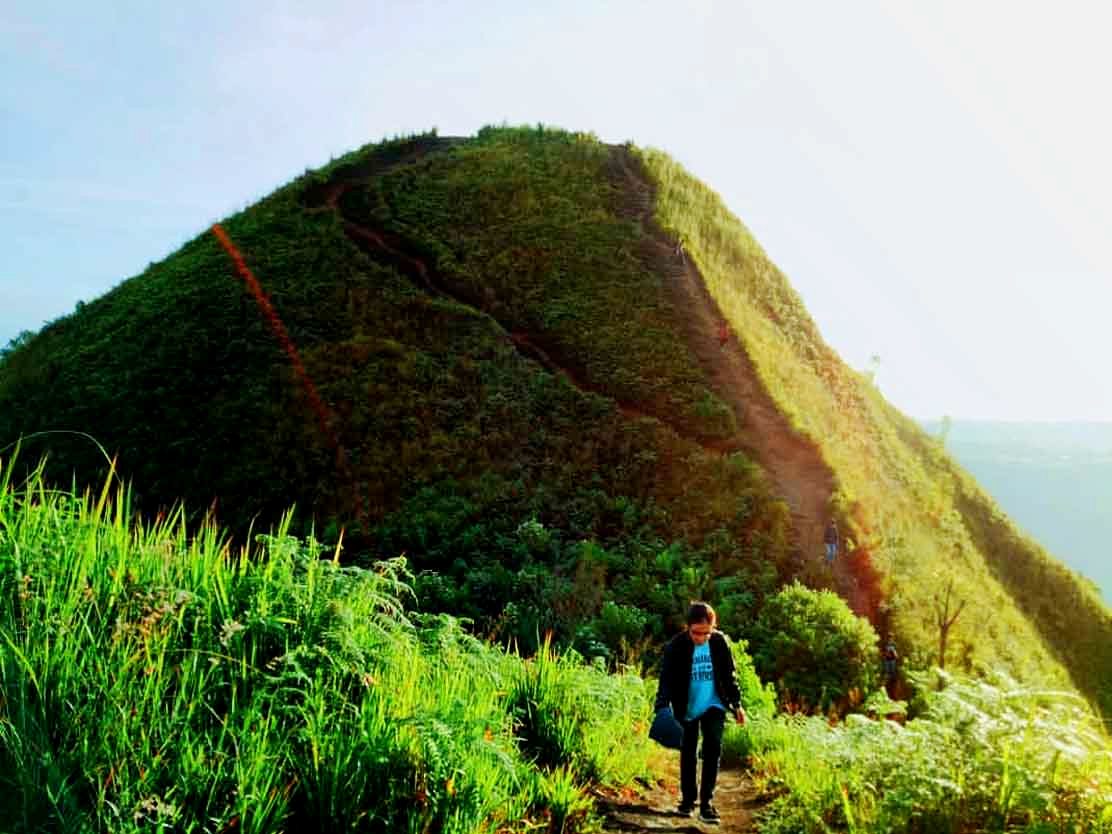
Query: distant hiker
xmin=883 ymin=640 xmax=899 ymax=684
xmin=654 ymin=601 xmax=747 ymax=825
xmin=717 ymin=321 xmax=730 ymax=347
xmin=824 ymin=519 xmax=839 ymax=563
xmin=674 ymin=238 xmax=686 ymax=264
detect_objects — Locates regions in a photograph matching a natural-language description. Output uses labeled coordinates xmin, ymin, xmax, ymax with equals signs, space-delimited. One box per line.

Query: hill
xmin=1 ymin=126 xmax=1110 ymax=716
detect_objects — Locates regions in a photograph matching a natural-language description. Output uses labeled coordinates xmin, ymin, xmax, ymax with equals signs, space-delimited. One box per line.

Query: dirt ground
xmin=594 ymin=753 xmax=762 ymax=833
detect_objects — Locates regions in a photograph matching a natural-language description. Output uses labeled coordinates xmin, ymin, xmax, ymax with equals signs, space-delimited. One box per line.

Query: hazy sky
xmin=2 ymin=0 xmax=1110 ymax=421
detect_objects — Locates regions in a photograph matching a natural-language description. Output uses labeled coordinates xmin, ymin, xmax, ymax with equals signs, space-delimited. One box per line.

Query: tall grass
xmin=0 ymin=455 xmax=652 ymax=832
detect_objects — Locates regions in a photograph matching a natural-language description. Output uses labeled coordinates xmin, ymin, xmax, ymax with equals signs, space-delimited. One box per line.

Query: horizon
xmin=3 ymin=1 xmax=1112 ymax=422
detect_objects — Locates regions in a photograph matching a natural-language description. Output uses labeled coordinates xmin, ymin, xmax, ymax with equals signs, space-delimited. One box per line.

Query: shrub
xmin=721 ymin=638 xmax=776 ymax=765
xmin=507 ymin=635 xmax=653 ymax=784
xmin=751 ymin=581 xmax=879 ymax=712
xmin=734 ymin=637 xmax=776 ymax=719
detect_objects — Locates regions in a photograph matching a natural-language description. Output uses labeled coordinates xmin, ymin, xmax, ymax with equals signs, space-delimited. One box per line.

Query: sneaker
xmin=700 ymin=804 xmax=721 ymax=824
xmin=676 ymin=801 xmax=696 ymax=817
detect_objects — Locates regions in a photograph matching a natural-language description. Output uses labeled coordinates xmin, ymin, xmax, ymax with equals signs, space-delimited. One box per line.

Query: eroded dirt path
xmin=595 ymin=758 xmax=760 ymax=833
xmin=606 ymin=148 xmax=838 ymax=568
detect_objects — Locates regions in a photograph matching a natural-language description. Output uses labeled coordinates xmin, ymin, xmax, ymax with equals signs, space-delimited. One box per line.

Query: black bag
xmin=649 ymin=707 xmax=684 ymax=750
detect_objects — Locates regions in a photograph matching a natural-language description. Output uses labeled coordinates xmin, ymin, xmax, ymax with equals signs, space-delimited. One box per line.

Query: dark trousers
xmin=680 ymin=708 xmax=725 ymax=806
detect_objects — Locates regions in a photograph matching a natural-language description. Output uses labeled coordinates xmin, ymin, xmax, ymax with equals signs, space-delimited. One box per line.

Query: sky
xmin=2 ymin=0 xmax=1111 ymax=421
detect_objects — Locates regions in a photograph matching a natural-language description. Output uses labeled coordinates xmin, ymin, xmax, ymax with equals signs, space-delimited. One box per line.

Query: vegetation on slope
xmin=638 ymin=146 xmax=1112 ymax=715
xmin=0 ymin=128 xmax=793 ymax=665
xmin=3 ymin=462 xmax=1109 ymax=833
xmin=887 ymin=404 xmax=1112 ymax=718
xmin=740 ymin=672 xmax=1112 ymax=833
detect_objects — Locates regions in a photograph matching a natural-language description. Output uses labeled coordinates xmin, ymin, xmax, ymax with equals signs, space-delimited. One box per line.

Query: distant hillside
xmin=1 ymin=126 xmax=1110 ymax=716
xmin=922 ymin=420 xmax=1112 ymax=602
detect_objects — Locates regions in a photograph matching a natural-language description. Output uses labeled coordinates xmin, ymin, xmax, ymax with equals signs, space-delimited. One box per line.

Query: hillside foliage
xmin=3 ymin=463 xmax=1110 ymax=833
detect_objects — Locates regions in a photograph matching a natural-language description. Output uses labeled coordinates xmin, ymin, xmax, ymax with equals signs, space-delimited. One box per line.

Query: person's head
xmin=686 ymin=601 xmax=717 ymax=645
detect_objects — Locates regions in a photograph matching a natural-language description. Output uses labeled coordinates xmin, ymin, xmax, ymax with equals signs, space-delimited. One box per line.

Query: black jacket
xmin=654 ymin=630 xmax=742 ymax=718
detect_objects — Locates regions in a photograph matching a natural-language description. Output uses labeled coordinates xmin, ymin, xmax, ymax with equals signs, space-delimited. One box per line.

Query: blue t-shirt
xmin=686 ymin=641 xmax=725 ymax=720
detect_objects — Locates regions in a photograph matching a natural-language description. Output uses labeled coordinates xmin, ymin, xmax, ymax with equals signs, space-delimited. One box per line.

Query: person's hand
xmin=734 ymin=707 xmax=747 ymax=726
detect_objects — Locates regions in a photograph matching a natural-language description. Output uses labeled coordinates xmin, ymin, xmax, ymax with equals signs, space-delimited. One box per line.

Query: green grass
xmin=0 ymin=455 xmax=653 ymax=832
xmin=4 ymin=454 xmax=1110 ymax=833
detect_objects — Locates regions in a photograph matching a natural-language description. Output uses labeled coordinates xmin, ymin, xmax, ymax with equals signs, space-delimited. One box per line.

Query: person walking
xmin=653 ymin=602 xmax=747 ymax=825
xmin=824 ymin=519 xmax=839 ymax=563
xmin=883 ymin=640 xmax=899 ymax=689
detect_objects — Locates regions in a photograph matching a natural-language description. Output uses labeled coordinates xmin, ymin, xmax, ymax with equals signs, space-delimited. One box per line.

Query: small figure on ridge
xmin=824 ymin=519 xmax=839 ymax=564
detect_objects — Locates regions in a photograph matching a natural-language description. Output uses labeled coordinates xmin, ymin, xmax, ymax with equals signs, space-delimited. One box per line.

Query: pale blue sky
xmin=2 ymin=0 xmax=1110 ymax=421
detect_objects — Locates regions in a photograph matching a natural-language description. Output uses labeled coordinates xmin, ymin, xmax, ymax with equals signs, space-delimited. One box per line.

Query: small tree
xmin=864 ymin=353 xmax=882 ymax=385
xmin=751 ymin=582 xmax=879 ymax=713
xmin=937 ymin=415 xmax=953 ymax=447
xmin=933 ymin=576 xmax=966 ymax=670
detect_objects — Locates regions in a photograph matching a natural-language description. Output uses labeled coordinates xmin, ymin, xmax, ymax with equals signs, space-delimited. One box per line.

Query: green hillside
xmin=1 ymin=125 xmax=1110 ymax=716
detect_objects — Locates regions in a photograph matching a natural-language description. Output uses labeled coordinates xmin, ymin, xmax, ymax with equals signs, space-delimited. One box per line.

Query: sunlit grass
xmin=0 ymin=454 xmax=652 ymax=832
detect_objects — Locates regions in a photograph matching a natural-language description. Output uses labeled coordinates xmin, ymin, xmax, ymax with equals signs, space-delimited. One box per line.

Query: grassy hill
xmin=1 ymin=125 xmax=1110 ymax=718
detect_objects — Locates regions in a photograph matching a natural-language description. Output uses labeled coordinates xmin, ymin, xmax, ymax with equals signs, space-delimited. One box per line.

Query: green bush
xmin=734 ymin=637 xmax=776 ymax=719
xmin=751 ymin=581 xmax=879 ymax=712
xmin=507 ymin=635 xmax=653 ymax=784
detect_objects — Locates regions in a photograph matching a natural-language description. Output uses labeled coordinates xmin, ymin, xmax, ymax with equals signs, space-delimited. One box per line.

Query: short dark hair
xmin=686 ymin=601 xmax=717 ymax=625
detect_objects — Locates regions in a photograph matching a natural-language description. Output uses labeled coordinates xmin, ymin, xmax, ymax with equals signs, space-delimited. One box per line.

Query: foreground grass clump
xmin=740 ymin=672 xmax=1112 ymax=834
xmin=0 ymin=461 xmax=652 ymax=833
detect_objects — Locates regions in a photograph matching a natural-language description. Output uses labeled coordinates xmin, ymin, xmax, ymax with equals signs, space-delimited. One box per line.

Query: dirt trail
xmin=595 ymin=759 xmax=759 ymax=833
xmin=606 ymin=148 xmax=839 ymax=566
xmin=606 ymin=148 xmax=884 ymax=622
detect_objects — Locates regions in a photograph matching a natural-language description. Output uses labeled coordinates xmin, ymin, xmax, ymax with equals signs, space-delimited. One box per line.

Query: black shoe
xmin=700 ymin=804 xmax=721 ymax=824
xmin=676 ymin=801 xmax=696 ymax=817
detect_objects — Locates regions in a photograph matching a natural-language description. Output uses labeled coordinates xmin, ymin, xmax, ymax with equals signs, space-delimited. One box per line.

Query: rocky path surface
xmin=594 ymin=758 xmax=760 ymax=833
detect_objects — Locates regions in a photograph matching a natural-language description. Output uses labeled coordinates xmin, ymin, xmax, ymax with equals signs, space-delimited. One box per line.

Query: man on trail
xmin=654 ymin=601 xmax=747 ymax=825
xmin=883 ymin=640 xmax=899 ymax=688
xmin=824 ymin=519 xmax=839 ymax=563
